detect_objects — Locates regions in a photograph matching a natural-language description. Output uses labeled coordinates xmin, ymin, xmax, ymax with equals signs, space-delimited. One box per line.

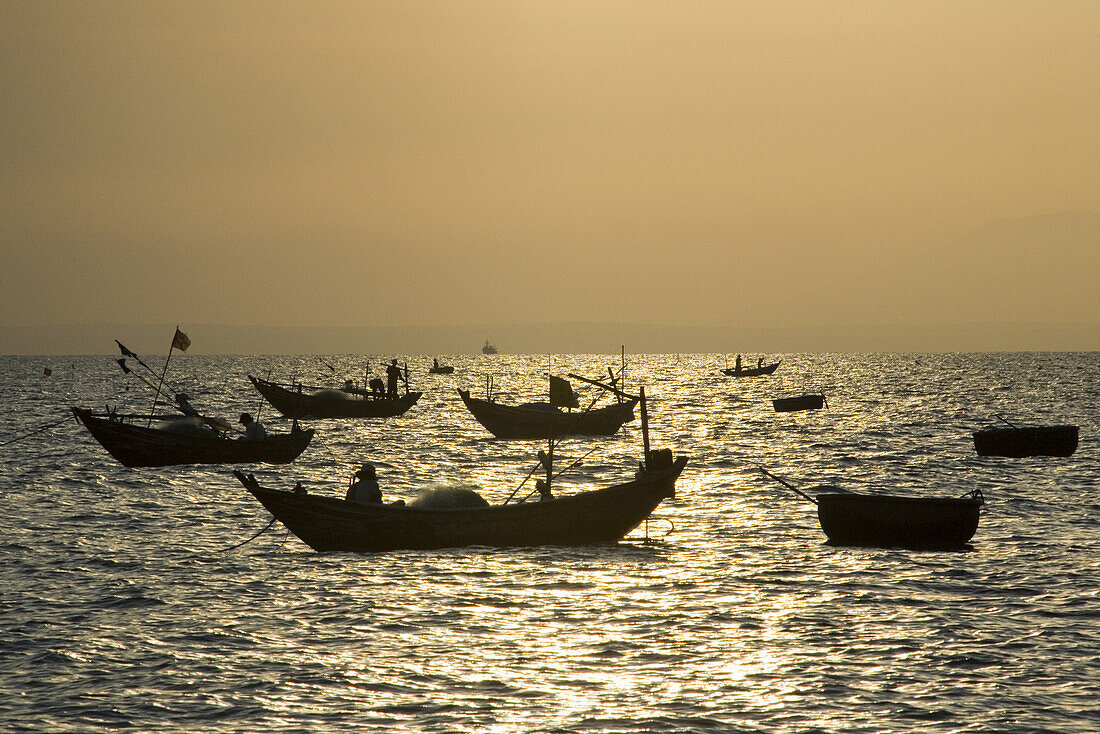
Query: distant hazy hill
xmin=2 ymin=319 xmax=1098 ymax=355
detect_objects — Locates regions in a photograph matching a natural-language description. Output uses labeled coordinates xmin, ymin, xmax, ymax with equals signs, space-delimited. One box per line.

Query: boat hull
xmin=721 ymin=361 xmax=781 ymax=377
xmin=458 ymin=389 xmax=637 ymax=439
xmin=234 ymin=456 xmax=687 ymax=552
xmin=972 ymin=426 xmax=1078 ymax=457
xmin=249 ymin=375 xmax=421 ymax=419
xmin=73 ymin=408 xmax=313 ymax=468
xmin=773 ymin=394 xmax=825 ymax=412
xmin=816 ymin=492 xmax=983 ymax=549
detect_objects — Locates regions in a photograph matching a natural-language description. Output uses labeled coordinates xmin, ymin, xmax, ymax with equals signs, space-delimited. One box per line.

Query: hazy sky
xmin=3 ymin=2 xmax=1098 ymax=337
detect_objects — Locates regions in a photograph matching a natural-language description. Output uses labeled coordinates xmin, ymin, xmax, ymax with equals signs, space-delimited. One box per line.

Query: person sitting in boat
xmin=175 ymin=392 xmax=199 ymax=417
xmin=344 ymin=379 xmax=355 ymax=391
xmin=386 ymin=359 xmax=401 ymax=397
xmin=536 ymin=479 xmax=554 ymax=502
xmin=346 ymin=462 xmax=382 ymax=504
xmin=757 ymin=357 xmax=763 ymax=369
xmin=433 ymin=358 xmax=440 ymax=369
xmin=239 ymin=412 xmax=267 ymax=440
xmin=735 ymin=354 xmax=742 ymax=373
xmin=369 ymin=377 xmax=386 ymax=396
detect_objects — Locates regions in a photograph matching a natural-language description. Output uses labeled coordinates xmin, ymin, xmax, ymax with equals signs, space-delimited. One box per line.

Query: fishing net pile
xmin=312 ymin=389 xmax=354 ymax=401
xmin=406 ymin=485 xmax=490 ymax=509
xmin=155 ymin=417 xmax=216 ymax=436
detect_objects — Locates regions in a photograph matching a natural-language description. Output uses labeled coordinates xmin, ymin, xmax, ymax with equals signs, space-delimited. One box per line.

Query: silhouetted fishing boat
xmin=760 ymin=468 xmax=983 ymax=549
xmin=973 ymin=424 xmax=1078 ymax=457
xmin=458 ymin=388 xmax=637 ymax=439
xmin=248 ymin=375 xmax=421 ymax=419
xmin=233 ymin=454 xmax=685 ymax=552
xmin=772 ymin=393 xmax=825 ymax=412
xmin=73 ymin=407 xmax=313 ymax=468
xmin=721 ymin=360 xmax=781 ymax=377
xmin=482 ymin=340 xmax=498 ymax=354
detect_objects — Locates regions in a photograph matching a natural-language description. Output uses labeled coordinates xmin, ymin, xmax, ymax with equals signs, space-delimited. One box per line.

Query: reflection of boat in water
xmin=233 ymin=454 xmax=686 ymax=552
xmin=482 ymin=340 xmax=498 ymax=354
xmin=73 ymin=407 xmax=313 ymax=468
xmin=772 ymin=393 xmax=825 ymax=412
xmin=973 ymin=423 xmax=1078 ymax=457
xmin=721 ymin=360 xmax=781 ymax=377
xmin=760 ymin=468 xmax=984 ymax=549
xmin=248 ymin=375 xmax=421 ymax=419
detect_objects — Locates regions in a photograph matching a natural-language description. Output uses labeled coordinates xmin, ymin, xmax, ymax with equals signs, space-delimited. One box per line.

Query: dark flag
xmin=171 ymin=328 xmax=190 ymax=352
xmin=116 ymin=340 xmax=138 ymax=359
xmin=117 ymin=359 xmax=132 ymax=374
xmin=43 ymin=367 xmax=52 ymax=377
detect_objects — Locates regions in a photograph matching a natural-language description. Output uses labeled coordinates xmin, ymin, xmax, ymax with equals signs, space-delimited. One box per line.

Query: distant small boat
xmin=73 ymin=407 xmax=313 ymax=468
xmin=249 ymin=375 xmax=421 ymax=419
xmin=760 ymin=468 xmax=984 ymax=549
xmin=482 ymin=340 xmax=498 ymax=355
xmin=721 ymin=360 xmax=781 ymax=377
xmin=428 ymin=359 xmax=454 ymax=375
xmin=773 ymin=393 xmax=825 ymax=412
xmin=973 ymin=424 xmax=1078 ymax=457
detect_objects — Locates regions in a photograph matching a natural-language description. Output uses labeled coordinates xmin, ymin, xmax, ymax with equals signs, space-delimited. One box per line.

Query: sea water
xmin=1 ymin=353 xmax=1098 ymax=733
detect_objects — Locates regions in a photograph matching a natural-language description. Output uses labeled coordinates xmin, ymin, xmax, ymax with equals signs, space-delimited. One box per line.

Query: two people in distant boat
xmin=346 ymin=462 xmax=383 ymax=504
xmin=239 ymin=413 xmax=267 ymax=441
xmin=733 ymin=355 xmax=765 ymax=373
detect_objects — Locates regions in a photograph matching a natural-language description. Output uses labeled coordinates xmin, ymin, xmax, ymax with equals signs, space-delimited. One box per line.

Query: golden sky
xmin=2 ymin=2 xmax=1098 ymax=338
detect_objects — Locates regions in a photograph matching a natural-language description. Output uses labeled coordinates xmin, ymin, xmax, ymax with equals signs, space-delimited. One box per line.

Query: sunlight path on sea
xmin=1 ymin=352 xmax=1098 ymax=732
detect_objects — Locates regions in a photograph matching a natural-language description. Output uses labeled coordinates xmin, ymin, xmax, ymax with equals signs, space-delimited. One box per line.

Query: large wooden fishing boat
xmin=458 ymin=388 xmax=637 ymax=439
xmin=235 ymin=374 xmax=682 ymax=552
xmin=248 ymin=375 xmax=421 ymax=419
xmin=973 ymin=425 xmax=1078 ymax=457
xmin=73 ymin=407 xmax=313 ymax=468
xmin=233 ymin=453 xmax=686 ymax=552
xmin=721 ymin=360 xmax=781 ymax=377
xmin=760 ymin=469 xmax=983 ymax=549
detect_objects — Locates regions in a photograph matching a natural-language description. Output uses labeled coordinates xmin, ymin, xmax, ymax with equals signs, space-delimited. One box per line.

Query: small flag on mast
xmin=171 ymin=328 xmax=190 ymax=352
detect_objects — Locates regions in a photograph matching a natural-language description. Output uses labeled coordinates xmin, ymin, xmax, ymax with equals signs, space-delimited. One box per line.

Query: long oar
xmin=1 ymin=415 xmax=71 ymax=446
xmin=994 ymin=414 xmax=1019 ymax=428
xmin=758 ymin=466 xmax=818 ymax=505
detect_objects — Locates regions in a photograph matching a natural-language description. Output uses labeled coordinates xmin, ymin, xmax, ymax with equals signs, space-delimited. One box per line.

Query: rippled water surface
xmin=2 ymin=353 xmax=1098 ymax=732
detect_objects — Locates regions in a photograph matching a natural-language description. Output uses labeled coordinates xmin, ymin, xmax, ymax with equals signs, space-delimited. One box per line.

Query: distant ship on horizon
xmin=482 ymin=340 xmax=498 ymax=354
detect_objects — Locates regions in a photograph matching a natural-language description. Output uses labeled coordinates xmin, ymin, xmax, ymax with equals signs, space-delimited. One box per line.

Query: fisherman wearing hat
xmin=346 ymin=462 xmax=382 ymax=504
xmin=238 ymin=412 xmax=267 ymax=441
